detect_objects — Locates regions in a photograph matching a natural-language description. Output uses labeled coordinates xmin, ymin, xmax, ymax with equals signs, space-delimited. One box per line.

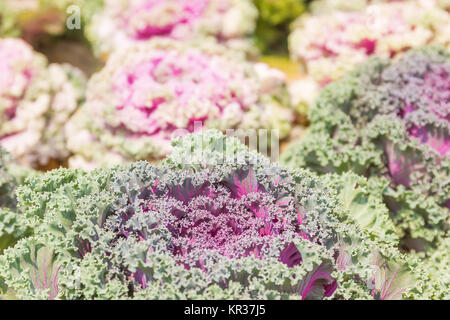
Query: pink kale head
xmin=0 ymin=38 xmax=85 ymax=168
xmin=86 ymin=0 xmax=258 ymax=58
xmin=2 ymin=131 xmax=428 ymax=300
xmin=66 ymin=39 xmax=292 ymax=169
xmin=368 ymin=48 xmax=450 ymax=187
xmin=288 ymin=1 xmax=450 ymax=85
xmin=106 ymin=156 xmax=338 ymax=300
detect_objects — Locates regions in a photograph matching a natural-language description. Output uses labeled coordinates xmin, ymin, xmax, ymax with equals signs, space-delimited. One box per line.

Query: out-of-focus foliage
xmin=0 ymin=38 xmax=86 ymax=168
xmin=310 ymin=0 xmax=450 ymax=13
xmin=259 ymin=56 xmax=303 ymax=81
xmin=287 ymin=76 xmax=320 ymax=116
xmin=259 ymin=55 xmax=311 ymax=117
xmin=437 ymin=0 xmax=450 ymax=10
xmin=0 ymin=130 xmax=441 ymax=300
xmin=83 ymin=0 xmax=259 ymax=59
xmin=282 ymin=47 xmax=450 ymax=269
xmin=309 ymin=0 xmax=400 ymax=14
xmin=0 ymin=0 xmax=73 ymax=40
xmin=253 ymin=0 xmax=306 ymax=54
xmin=288 ymin=0 xmax=450 ymax=115
xmin=66 ymin=39 xmax=293 ymax=170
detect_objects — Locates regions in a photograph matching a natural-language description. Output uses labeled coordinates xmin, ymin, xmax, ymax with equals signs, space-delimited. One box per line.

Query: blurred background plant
xmin=253 ymin=0 xmax=307 ymax=54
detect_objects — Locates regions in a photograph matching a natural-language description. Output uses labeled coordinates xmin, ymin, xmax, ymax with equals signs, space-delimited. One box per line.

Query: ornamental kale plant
xmin=282 ymin=47 xmax=450 ymax=263
xmin=0 ymin=130 xmax=441 ymax=300
xmin=289 ymin=0 xmax=450 ymax=86
xmin=0 ymin=148 xmax=20 ymax=257
xmin=84 ymin=0 xmax=259 ymax=59
xmin=65 ymin=39 xmax=293 ymax=170
xmin=287 ymin=0 xmax=450 ymax=114
xmin=0 ymin=147 xmax=39 ymax=255
xmin=0 ymin=148 xmax=17 ymax=213
xmin=0 ymin=38 xmax=86 ymax=168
